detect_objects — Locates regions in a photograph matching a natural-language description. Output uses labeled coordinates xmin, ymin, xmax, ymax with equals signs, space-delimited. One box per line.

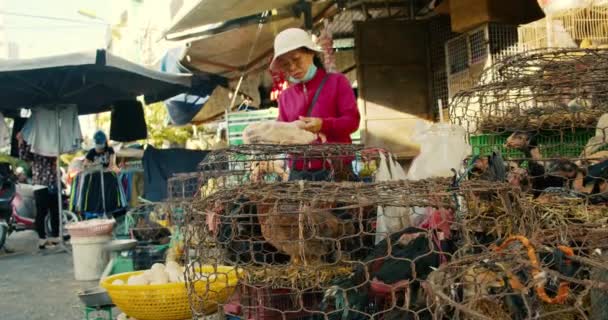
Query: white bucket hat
xmin=270 ymin=28 xmax=322 ymax=70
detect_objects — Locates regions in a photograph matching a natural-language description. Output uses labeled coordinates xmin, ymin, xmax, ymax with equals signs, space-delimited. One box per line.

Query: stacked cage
xmin=447 ymin=48 xmax=608 ymax=318
xmin=168 ymin=143 xmax=523 ymax=319
xmin=181 ymin=158 xmax=529 ymax=319
xmin=168 ymin=144 xmax=383 ymax=319
xmin=451 ymin=48 xmax=608 ymax=159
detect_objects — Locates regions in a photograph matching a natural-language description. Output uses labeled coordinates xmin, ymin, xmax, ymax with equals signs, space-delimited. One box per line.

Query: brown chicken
xmin=255 ymin=200 xmax=355 ymax=266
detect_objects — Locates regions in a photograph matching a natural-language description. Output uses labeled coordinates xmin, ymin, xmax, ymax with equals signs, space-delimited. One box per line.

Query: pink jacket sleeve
xmin=320 ymin=74 xmax=360 ymax=136
xmin=277 ymin=96 xmax=287 ymax=122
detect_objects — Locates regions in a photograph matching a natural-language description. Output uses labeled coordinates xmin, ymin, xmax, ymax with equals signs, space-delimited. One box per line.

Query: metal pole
xmin=55 ymin=107 xmax=70 ymax=254
xmin=100 ymin=168 xmax=107 ymax=218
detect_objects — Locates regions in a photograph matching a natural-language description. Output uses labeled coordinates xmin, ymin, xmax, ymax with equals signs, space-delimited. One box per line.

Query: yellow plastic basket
xmin=100 ymin=265 xmax=241 ymax=320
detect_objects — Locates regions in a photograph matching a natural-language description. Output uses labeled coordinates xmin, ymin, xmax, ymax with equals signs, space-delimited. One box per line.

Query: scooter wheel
xmin=0 ymin=224 xmax=7 ymax=250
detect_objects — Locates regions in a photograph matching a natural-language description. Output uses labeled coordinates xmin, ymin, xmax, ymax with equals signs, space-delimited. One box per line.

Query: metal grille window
xmin=430 ymin=17 xmax=458 ymax=111
xmin=446 ymin=23 xmax=520 ymax=97
xmin=469 ymin=28 xmax=488 ymax=65
xmin=447 ymin=35 xmax=469 ymax=75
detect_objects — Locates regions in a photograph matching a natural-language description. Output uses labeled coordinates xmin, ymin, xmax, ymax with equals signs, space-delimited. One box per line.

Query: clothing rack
xmin=70 ymin=167 xmax=127 ymax=218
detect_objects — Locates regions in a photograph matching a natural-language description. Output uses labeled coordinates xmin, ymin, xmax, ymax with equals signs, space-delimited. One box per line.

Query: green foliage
xmin=94 ymin=101 xmax=196 ymax=148
xmin=144 ymin=102 xmax=193 ymax=147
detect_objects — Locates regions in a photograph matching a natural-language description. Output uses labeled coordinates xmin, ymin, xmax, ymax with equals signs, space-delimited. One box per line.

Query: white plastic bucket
xmin=71 ymin=235 xmax=111 ymax=281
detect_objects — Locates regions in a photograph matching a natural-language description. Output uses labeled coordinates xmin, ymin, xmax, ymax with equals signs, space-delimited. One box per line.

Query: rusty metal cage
xmin=429 ymin=242 xmax=608 ymax=320
xmin=182 ymin=178 xmax=531 ymax=319
xmin=167 ymin=144 xmax=385 ymax=201
xmin=450 ymin=49 xmax=608 ymax=151
xmin=449 ymin=48 xmax=608 ymax=224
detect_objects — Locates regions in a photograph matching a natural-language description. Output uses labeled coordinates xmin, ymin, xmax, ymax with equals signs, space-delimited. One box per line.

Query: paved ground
xmin=0 ymin=231 xmax=99 ymax=320
xmin=0 ymin=232 xmax=225 ymax=320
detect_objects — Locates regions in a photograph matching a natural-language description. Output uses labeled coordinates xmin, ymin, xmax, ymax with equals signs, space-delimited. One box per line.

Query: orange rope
xmin=493 ymin=235 xmax=571 ymax=304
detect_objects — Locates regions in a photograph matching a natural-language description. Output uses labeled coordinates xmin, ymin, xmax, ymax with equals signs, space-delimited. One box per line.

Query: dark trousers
xmin=35 ymin=190 xmax=59 ymax=239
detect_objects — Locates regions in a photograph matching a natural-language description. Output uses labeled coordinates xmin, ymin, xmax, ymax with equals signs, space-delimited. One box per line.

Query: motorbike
xmin=0 ymin=162 xmax=79 ymax=251
xmin=0 ymin=163 xmax=16 ymax=250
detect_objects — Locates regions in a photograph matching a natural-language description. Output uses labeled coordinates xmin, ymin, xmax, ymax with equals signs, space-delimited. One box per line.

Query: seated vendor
xmin=85 ymin=130 xmax=118 ymax=172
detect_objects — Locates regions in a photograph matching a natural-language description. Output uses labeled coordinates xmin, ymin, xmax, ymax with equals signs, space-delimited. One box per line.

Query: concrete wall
xmin=355 ymin=20 xmax=433 ymax=158
xmin=334 ymin=50 xmax=357 ymax=85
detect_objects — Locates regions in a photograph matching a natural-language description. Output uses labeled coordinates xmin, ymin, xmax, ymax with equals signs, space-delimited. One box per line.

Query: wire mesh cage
xmin=445 ymin=44 xmax=608 ymax=320
xmin=451 ymin=48 xmax=608 ymax=225
xmin=182 ymin=178 xmax=529 ymax=319
xmin=167 ymin=144 xmax=384 ymax=201
xmin=451 ymin=48 xmax=608 ymax=155
xmin=428 ymin=239 xmax=608 ymax=320
xmin=518 ymin=5 xmax=608 ymax=51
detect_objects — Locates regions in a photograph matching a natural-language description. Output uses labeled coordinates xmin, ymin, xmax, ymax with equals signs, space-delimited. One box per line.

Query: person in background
xmin=85 ymin=130 xmax=117 ymax=171
xmin=17 ymin=132 xmax=60 ymax=249
xmin=271 ymin=28 xmax=360 ymax=181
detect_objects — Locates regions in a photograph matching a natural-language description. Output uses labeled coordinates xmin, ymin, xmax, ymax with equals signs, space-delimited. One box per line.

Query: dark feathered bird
xmin=505 ymin=131 xmax=568 ymax=197
xmin=471 ymin=150 xmax=507 ymax=182
xmin=318 ymin=276 xmax=370 ymax=320
xmin=363 ymin=227 xmax=442 ymax=284
xmin=320 ymin=228 xmax=447 ymax=320
xmin=548 ymin=159 xmax=608 ymax=203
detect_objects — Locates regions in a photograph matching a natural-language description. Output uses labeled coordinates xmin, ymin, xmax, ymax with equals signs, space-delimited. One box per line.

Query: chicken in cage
xmin=182 ymin=178 xmax=526 ymax=319
xmin=428 ymin=234 xmax=608 ymax=320
xmin=451 ymin=49 xmax=608 ymax=207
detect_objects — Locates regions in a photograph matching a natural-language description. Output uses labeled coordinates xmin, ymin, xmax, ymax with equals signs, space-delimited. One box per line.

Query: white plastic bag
xmin=407 ymin=121 xmax=471 ymax=181
xmin=404 ymin=121 xmax=469 ymax=234
xmin=242 ymin=120 xmax=316 ymax=145
xmin=375 ymin=152 xmax=410 ymax=243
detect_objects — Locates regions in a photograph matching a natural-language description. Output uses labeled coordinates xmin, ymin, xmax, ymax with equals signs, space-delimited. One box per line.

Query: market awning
xmin=166 ymin=0 xmax=299 ymax=36
xmin=0 ymin=49 xmax=194 ymax=115
xmin=159 ymin=46 xmax=230 ymax=125
xmin=175 ymin=2 xmax=333 ymax=79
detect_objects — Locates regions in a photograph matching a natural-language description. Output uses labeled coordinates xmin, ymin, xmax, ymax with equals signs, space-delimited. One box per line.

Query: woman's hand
xmin=298 ymin=116 xmax=323 ymax=133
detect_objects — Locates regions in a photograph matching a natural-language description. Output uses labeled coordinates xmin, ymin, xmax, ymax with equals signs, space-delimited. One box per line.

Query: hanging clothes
xmin=0 ymin=113 xmax=10 ymax=148
xmin=118 ymin=169 xmax=144 ymax=207
xmin=19 ymin=143 xmax=58 ymax=193
xmin=143 ymin=146 xmax=210 ymax=201
xmin=81 ymin=171 xmax=119 ymax=215
xmin=10 ymin=117 xmax=27 ymax=158
xmin=21 ymin=104 xmax=82 ymax=157
xmin=131 ymin=172 xmax=144 ymax=207
xmin=70 ymin=170 xmax=127 ymax=216
xmin=110 ymin=100 xmax=148 ymax=142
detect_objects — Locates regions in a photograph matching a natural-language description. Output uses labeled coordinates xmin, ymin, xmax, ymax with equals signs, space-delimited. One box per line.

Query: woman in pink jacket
xmin=271 ymin=28 xmax=361 ymax=181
